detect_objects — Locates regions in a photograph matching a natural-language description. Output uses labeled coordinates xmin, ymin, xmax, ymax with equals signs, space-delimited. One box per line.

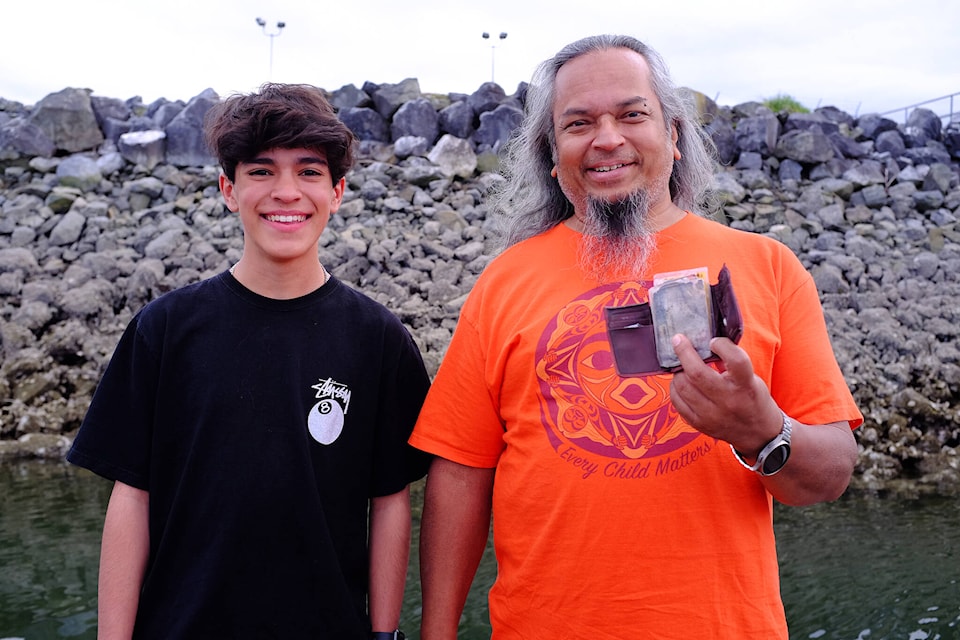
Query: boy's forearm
xmin=368 ymin=487 xmax=412 ymax=633
xmin=98 ymin=481 xmax=150 ymax=640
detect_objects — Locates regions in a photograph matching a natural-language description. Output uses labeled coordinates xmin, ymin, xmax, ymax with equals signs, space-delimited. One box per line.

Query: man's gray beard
xmin=577 ymin=189 xmax=658 ymax=282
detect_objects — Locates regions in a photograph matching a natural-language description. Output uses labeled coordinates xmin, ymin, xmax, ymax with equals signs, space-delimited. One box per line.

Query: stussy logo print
xmin=307 ymin=377 xmax=353 ymax=445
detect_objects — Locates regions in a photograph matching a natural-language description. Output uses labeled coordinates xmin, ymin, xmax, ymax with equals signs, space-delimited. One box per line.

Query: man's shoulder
xmin=682 ymin=213 xmax=794 ymax=254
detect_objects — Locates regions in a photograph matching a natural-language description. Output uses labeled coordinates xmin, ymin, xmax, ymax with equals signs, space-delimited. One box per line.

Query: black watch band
xmin=372 ymin=631 xmax=404 ymax=640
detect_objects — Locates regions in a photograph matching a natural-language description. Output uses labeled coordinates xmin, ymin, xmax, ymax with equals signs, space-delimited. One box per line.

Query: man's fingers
xmin=671 ymin=334 xmax=705 ymax=371
xmin=707 ymin=337 xmax=754 ymax=383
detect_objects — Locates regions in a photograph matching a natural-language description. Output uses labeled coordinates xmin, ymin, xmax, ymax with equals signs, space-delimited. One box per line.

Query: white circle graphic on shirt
xmin=308 ymin=399 xmax=344 ymax=445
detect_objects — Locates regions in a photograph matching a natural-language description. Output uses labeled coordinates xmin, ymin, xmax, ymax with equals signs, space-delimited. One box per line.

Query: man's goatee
xmin=577 ymin=189 xmax=659 ymax=283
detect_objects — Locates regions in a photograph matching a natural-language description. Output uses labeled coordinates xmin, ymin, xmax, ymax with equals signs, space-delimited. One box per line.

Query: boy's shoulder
xmin=328 ymin=278 xmax=408 ymax=329
xmin=139 ymin=273 xmax=226 ymax=313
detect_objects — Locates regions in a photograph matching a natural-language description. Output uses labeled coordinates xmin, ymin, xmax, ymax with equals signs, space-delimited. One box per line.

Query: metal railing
xmin=878 ymin=92 xmax=959 ymax=126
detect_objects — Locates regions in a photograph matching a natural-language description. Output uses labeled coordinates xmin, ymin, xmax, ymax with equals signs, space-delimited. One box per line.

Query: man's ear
xmin=671 ymin=124 xmax=682 ymax=161
xmin=219 ymin=173 xmax=240 ymax=212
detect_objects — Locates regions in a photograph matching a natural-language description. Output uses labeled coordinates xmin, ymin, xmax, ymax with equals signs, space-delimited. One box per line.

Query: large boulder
xmin=163 ymin=89 xmax=218 ymax=167
xmin=29 ymin=88 xmax=105 ymax=153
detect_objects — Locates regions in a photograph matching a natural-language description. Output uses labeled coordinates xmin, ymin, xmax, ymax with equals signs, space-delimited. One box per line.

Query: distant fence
xmin=878 ymin=92 xmax=959 ymax=126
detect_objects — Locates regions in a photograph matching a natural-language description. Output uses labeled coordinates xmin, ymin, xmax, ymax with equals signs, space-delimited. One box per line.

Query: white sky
xmin=3 ymin=0 xmax=959 ymax=121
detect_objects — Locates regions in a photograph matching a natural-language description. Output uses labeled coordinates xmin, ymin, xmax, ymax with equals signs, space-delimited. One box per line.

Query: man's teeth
xmin=592 ymin=164 xmax=624 ymax=173
xmin=265 ymin=214 xmax=306 ymax=223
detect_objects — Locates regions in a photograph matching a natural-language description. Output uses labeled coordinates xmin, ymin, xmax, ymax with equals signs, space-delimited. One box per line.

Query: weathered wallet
xmin=604 ymin=264 xmax=743 ymax=376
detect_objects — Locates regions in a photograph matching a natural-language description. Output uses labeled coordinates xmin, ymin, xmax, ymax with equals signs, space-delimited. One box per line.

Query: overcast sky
xmin=3 ymin=0 xmax=958 ymax=121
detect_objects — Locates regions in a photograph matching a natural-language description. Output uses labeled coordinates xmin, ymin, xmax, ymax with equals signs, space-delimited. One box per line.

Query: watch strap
xmin=371 ymin=632 xmax=404 ymax=640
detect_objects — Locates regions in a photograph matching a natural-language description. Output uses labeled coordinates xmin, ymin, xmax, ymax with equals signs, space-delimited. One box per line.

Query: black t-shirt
xmin=68 ymin=272 xmax=431 ymax=639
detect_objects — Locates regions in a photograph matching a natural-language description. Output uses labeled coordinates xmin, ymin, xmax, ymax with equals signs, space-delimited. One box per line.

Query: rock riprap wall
xmin=2 ymin=79 xmax=960 ymax=495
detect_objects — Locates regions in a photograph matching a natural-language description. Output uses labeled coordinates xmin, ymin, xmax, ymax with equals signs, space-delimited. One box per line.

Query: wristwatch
xmin=371 ymin=632 xmax=404 ymax=640
xmin=730 ymin=411 xmax=793 ymax=476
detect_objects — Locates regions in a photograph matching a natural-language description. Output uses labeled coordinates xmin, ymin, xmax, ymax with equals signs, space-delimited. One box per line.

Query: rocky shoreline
xmin=1 ymin=79 xmax=959 ymax=496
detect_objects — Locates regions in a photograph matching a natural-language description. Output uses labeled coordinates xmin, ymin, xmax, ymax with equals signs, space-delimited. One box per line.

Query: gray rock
xmin=391 ymin=98 xmax=439 ymax=143
xmin=467 ymin=82 xmax=506 ymax=115
xmin=97 ymin=151 xmax=125 ymax=177
xmin=28 ymin=88 xmax=104 ymax=153
xmin=55 ymin=155 xmax=102 ymax=191
xmin=49 ymin=210 xmax=86 ymax=246
xmin=875 ymin=130 xmax=906 ymax=157
xmin=371 ymin=78 xmax=421 ymax=119
xmin=474 ymin=104 xmax=523 ymax=150
xmin=427 ymin=135 xmax=477 ymax=179
xmin=341 ymin=107 xmax=389 ymax=143
xmin=0 ymin=117 xmax=56 ymax=158
xmin=783 ymin=112 xmax=839 ymax=136
xmin=905 ymin=107 xmax=942 ymax=143
xmin=394 ymin=136 xmax=430 ymax=159
xmin=735 ymin=113 xmax=780 ymax=156
xmin=439 ymin=101 xmax=476 ymax=139
xmin=164 ymin=89 xmax=218 ymax=167
xmin=705 ymin=118 xmax=737 ymax=166
xmin=0 ymin=247 xmax=39 ymax=274
xmin=922 ymin=163 xmax=958 ymax=193
xmin=330 ymin=84 xmax=371 ymax=111
xmin=775 ymin=128 xmax=835 ymax=164
xmin=856 ymin=113 xmax=899 ymax=140
xmin=119 ymin=130 xmax=166 ymax=170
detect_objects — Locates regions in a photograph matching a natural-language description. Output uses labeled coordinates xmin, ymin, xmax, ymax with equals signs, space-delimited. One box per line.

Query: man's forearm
xmin=760 ymin=418 xmax=858 ymax=506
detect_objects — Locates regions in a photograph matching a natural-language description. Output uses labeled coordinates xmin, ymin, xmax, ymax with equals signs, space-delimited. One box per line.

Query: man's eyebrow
xmin=558 ymin=96 xmax=650 ymax=118
xmin=620 ymin=96 xmax=650 ymax=109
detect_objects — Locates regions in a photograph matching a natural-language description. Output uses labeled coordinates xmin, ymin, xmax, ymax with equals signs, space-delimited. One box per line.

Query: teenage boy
xmin=68 ymin=83 xmax=427 ymax=640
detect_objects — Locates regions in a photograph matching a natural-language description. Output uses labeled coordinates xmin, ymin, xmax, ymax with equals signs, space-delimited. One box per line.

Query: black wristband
xmin=371 ymin=632 xmax=404 ymax=640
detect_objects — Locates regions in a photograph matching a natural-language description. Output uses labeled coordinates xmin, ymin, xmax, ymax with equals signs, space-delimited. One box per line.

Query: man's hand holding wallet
xmin=605 ymin=264 xmax=743 ymax=377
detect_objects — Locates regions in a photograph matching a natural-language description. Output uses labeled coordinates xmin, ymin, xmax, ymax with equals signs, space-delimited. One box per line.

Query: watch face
xmin=761 ymin=443 xmax=791 ymax=475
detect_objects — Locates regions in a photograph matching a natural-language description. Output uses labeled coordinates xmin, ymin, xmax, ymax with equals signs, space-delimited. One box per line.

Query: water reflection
xmin=0 ymin=462 xmax=109 ymax=639
xmin=1 ymin=462 xmax=958 ymax=640
xmin=776 ymin=495 xmax=960 ymax=640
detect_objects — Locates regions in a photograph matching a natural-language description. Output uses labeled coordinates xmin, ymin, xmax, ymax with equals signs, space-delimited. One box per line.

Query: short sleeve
xmin=409 ymin=315 xmax=506 ymax=468
xmin=66 ymin=312 xmax=159 ymax=489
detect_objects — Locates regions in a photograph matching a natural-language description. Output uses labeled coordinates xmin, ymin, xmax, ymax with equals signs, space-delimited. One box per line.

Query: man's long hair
xmin=491 ymin=34 xmax=717 ymax=250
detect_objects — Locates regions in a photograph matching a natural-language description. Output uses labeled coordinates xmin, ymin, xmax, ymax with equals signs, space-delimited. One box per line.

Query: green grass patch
xmin=763 ymin=94 xmax=810 ymax=114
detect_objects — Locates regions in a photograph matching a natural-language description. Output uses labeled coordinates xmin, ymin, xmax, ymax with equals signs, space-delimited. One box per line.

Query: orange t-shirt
xmin=410 ymin=213 xmax=862 ymax=639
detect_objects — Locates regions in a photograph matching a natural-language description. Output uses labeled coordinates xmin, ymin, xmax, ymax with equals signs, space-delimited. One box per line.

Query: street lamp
xmin=481 ymin=31 xmax=508 ymax=84
xmin=256 ymin=17 xmax=286 ymax=80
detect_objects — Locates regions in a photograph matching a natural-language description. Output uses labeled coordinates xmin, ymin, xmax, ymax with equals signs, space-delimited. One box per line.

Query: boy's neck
xmin=230 ymin=258 xmax=330 ymax=299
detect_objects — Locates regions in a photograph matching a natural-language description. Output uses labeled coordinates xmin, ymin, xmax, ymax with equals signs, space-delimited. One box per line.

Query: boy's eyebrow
xmin=245 ymin=154 xmax=330 ymax=166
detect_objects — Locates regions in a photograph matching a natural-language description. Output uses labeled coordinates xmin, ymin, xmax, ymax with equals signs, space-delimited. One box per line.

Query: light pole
xmin=256 ymin=17 xmax=286 ymax=80
xmin=481 ymin=31 xmax=507 ymax=84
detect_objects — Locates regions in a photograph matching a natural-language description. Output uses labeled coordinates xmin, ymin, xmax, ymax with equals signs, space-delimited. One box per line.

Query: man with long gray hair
xmin=410 ymin=35 xmax=861 ymax=638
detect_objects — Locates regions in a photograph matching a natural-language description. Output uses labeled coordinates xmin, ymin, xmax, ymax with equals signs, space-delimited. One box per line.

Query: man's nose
xmin=592 ymin=116 xmax=626 ymax=150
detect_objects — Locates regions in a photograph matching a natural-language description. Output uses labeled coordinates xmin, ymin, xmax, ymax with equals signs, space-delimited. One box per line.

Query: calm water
xmin=1 ymin=461 xmax=958 ymax=640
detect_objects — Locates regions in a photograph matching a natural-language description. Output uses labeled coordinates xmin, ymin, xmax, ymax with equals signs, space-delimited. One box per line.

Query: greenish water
xmin=1 ymin=461 xmax=958 ymax=639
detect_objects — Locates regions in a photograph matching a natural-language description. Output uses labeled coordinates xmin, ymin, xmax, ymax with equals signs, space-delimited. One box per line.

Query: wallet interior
xmin=604 ymin=264 xmax=743 ymax=376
